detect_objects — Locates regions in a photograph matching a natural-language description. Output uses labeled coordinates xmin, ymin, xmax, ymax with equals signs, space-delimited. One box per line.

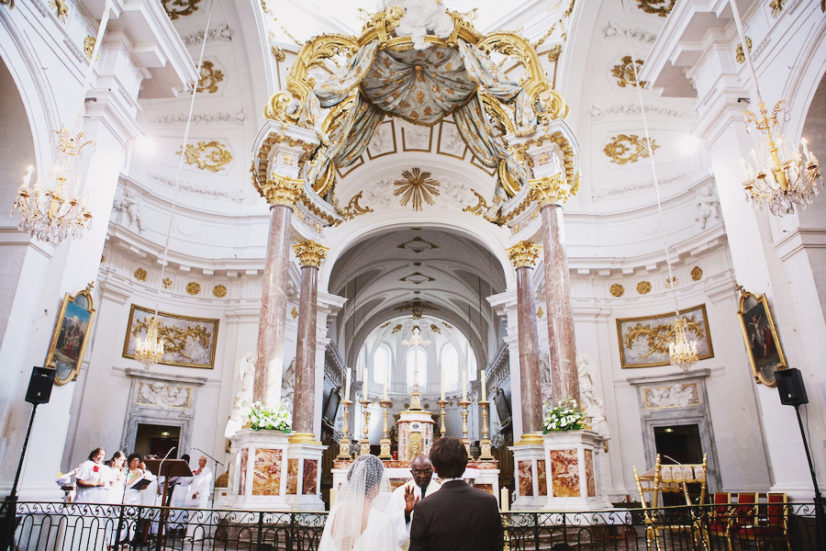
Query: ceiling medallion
xmin=213 ymin=284 xmax=227 ymax=298
xmin=735 ymin=37 xmax=752 ymax=64
xmin=178 ymin=141 xmax=233 ymax=172
xmin=196 ymin=61 xmax=224 ymax=94
xmin=163 ymin=0 xmax=201 ymax=20
xmin=186 ymin=282 xmax=201 ymax=295
xmin=604 ymin=134 xmax=659 ymax=165
xmin=610 ymin=283 xmax=625 ymax=297
xmin=637 ymin=0 xmax=676 ymax=17
xmin=83 ymin=36 xmax=96 ymax=60
xmin=636 ymin=281 xmax=652 ymax=295
xmin=400 ymin=272 xmax=435 ymax=285
xmin=51 ymin=0 xmax=69 ymax=22
xmin=397 ymin=236 xmax=439 ymax=254
xmin=611 ymin=56 xmax=646 ymax=88
xmin=393 ymin=168 xmax=440 ymax=212
xmin=134 ymin=268 xmax=148 ymax=282
xmin=690 ymin=266 xmax=703 ymax=281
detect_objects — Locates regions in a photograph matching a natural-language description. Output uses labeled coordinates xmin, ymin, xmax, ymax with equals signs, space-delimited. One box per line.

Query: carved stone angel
xmin=224 ymin=352 xmax=256 ymax=438
xmin=577 ymin=354 xmax=610 ymax=438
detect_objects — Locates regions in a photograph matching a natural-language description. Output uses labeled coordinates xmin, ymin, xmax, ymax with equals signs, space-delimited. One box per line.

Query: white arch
xmin=781 ymin=17 xmax=826 ymax=143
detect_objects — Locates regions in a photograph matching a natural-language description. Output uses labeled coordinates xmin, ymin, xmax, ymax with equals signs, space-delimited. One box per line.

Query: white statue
xmin=695 ymin=183 xmax=720 ymax=229
xmin=224 ymin=352 xmax=256 ymax=438
xmin=112 ymin=188 xmax=143 ymax=232
xmin=577 ymin=354 xmax=610 ymax=438
xmin=388 ymin=0 xmax=453 ymax=50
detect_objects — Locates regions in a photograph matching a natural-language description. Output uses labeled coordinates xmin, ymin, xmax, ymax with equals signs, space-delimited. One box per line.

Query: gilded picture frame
xmin=616 ymin=304 xmax=714 ymax=368
xmin=122 ymin=304 xmax=219 ymax=369
xmin=736 ymin=287 xmax=786 ymax=386
xmin=45 ymin=283 xmax=96 ymax=386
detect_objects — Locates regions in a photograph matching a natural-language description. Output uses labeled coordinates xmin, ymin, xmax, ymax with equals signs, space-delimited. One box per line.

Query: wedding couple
xmin=319 ymin=437 xmax=504 ymax=551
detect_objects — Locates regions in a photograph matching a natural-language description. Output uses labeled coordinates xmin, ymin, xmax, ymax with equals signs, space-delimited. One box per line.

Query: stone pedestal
xmin=226 ymin=429 xmax=324 ymax=511
xmin=512 ymin=431 xmax=611 ymax=511
xmin=396 ymin=410 xmax=435 ymax=462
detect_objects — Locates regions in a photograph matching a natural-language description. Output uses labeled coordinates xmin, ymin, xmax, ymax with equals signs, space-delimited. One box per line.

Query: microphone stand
xmin=191 ymin=447 xmax=223 ymax=511
xmin=156 ymin=447 xmax=176 ymax=551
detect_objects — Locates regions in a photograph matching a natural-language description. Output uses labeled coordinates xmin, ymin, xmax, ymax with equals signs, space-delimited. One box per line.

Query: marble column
xmin=253 ymin=176 xmax=303 ymax=407
xmin=290 ymin=240 xmax=328 ymax=444
xmin=532 ymin=176 xmax=579 ymax=404
xmin=506 ymin=240 xmax=543 ymax=443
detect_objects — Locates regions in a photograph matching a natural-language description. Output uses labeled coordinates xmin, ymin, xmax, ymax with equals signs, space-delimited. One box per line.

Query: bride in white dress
xmin=319 ymin=455 xmax=407 ymax=551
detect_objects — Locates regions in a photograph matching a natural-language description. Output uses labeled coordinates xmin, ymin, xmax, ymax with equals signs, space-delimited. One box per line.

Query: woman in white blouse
xmin=74 ymin=448 xmax=112 ymax=504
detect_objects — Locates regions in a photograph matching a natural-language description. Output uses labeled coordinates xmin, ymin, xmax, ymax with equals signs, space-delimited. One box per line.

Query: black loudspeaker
xmin=25 ymin=366 xmax=54 ymax=405
xmin=776 ymin=368 xmax=808 ymax=406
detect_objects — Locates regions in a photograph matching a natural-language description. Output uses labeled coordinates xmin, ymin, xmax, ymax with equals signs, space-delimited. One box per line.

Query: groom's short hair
xmin=429 ymin=437 xmax=468 ymax=478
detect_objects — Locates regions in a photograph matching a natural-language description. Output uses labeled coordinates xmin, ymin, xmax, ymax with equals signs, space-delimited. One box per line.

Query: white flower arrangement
xmin=542 ymin=399 xmax=585 ymax=433
xmin=249 ymin=401 xmax=292 ymax=433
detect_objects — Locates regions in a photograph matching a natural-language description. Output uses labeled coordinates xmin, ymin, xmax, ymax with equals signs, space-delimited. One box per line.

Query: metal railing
xmin=2 ymin=501 xmax=819 ymax=550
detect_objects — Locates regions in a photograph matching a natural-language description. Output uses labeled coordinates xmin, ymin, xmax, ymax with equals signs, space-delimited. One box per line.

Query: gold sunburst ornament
xmin=393 ymin=168 xmax=440 ymax=211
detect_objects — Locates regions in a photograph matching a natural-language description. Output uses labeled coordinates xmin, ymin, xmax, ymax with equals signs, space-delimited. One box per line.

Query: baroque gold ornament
xmin=186 ymin=282 xmax=201 ymax=295
xmin=134 ymin=268 xmax=148 ymax=282
xmin=178 ymin=141 xmax=232 ymax=172
xmin=162 ymin=0 xmax=201 ymax=20
xmin=196 ymin=61 xmax=224 ymax=94
xmin=690 ymin=266 xmax=703 ymax=281
xmin=610 ymin=283 xmax=625 ymax=297
xmin=293 ymin=240 xmax=329 ymax=268
xmin=51 ymin=0 xmax=69 ymax=22
xmin=604 ymin=134 xmax=659 ymax=165
xmin=393 ymin=168 xmax=440 ymax=212
xmin=611 ymin=56 xmax=646 ymax=88
xmin=0 ymin=0 xmax=15 ymax=9
xmin=83 ymin=36 xmax=96 ymax=60
xmin=637 ymin=0 xmax=676 ymax=17
xmin=636 ymin=281 xmax=652 ymax=295
xmin=506 ymin=240 xmax=541 ymax=268
xmin=735 ymin=37 xmax=752 ymax=64
xmin=212 ymin=284 xmax=227 ymax=298
xmin=163 ymin=277 xmax=173 ymax=289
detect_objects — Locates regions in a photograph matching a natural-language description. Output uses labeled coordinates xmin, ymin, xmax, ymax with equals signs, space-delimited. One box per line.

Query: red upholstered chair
xmin=730 ymin=492 xmax=759 ymax=546
xmin=738 ymin=492 xmax=791 ymax=551
xmin=707 ymin=492 xmax=733 ymax=550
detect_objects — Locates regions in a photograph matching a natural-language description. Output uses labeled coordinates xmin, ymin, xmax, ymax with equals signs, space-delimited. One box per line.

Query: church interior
xmin=1 ymin=0 xmax=826 ymax=547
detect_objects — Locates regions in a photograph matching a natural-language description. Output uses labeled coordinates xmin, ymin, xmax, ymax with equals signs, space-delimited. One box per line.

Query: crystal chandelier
xmin=11 ymin=128 xmax=94 ymax=244
xmin=669 ymin=317 xmax=699 ymax=372
xmin=135 ymin=316 xmax=165 ymax=366
xmin=730 ymin=0 xmax=822 ymax=216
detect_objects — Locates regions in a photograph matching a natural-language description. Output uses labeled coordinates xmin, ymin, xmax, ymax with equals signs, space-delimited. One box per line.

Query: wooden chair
xmin=738 ymin=492 xmax=791 ymax=550
xmin=707 ymin=492 xmax=735 ymax=551
xmin=634 ymin=455 xmax=663 ymax=551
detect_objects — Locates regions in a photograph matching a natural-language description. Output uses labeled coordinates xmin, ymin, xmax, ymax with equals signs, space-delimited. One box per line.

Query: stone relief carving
xmin=602 ymin=21 xmax=657 ymax=44
xmin=695 ymin=183 xmax=721 ymax=229
xmin=181 ymin=23 xmax=232 ymax=47
xmin=224 ymin=352 xmax=255 ymax=438
xmin=112 ymin=188 xmax=143 ymax=232
xmin=136 ymin=381 xmax=191 ymax=409
xmin=149 ymin=173 xmax=245 ymax=203
xmin=591 ymin=172 xmax=690 ymax=199
xmin=643 ymin=383 xmax=700 ymax=409
xmin=590 ymin=103 xmax=688 ymax=120
xmin=152 ymin=108 xmax=246 ymax=125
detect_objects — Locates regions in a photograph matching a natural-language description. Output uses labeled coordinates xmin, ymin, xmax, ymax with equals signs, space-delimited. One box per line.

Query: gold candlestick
xmin=359 ymin=398 xmax=372 ymax=456
xmin=379 ymin=399 xmax=392 ymax=459
xmin=478 ymin=400 xmax=494 ymax=460
xmin=458 ymin=399 xmax=471 ymax=456
xmin=437 ymin=399 xmax=448 ymax=437
xmin=337 ymin=400 xmax=353 ymax=459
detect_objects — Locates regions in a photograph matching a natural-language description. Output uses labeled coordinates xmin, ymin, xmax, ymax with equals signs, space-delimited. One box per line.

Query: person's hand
xmin=404 ymin=485 xmax=419 ymax=514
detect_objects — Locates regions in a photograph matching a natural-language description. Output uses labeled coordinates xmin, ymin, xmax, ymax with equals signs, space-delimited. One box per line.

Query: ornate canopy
xmin=251 ymin=2 xmax=579 ymax=228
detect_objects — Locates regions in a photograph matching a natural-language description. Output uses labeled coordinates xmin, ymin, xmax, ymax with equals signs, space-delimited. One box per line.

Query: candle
xmin=440 ymin=368 xmax=445 ymax=401
xmin=481 ymin=370 xmax=486 ymax=400
xmin=462 ymin=368 xmax=467 ymax=402
xmin=363 ymin=367 xmax=368 ymax=400
xmin=500 ymin=488 xmax=509 ymax=512
xmin=344 ymin=367 xmax=351 ymax=401
xmin=23 ymin=165 xmax=33 ymax=189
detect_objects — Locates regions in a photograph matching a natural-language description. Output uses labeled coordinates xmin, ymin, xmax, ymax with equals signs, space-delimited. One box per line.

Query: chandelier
xmin=135 ymin=316 xmax=165 ymax=366
xmin=669 ymin=317 xmax=699 ymax=371
xmin=11 ymin=128 xmax=94 ymax=244
xmin=730 ymin=0 xmax=822 ymax=216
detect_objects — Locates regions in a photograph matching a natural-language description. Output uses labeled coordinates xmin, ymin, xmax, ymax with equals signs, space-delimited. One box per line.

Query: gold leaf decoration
xmin=735 ymin=37 xmax=752 ymax=64
xmin=196 ymin=61 xmax=224 ymax=94
xmin=769 ymin=0 xmax=783 ymax=17
xmin=271 ymin=45 xmax=286 ymax=62
xmin=290 ymin=307 xmax=299 ymax=319
xmin=610 ymin=283 xmax=625 ymax=297
xmin=83 ymin=36 xmax=96 ymax=60
xmin=548 ymin=44 xmax=563 ymax=63
xmin=163 ymin=277 xmax=173 ymax=289
xmin=690 ymin=266 xmax=703 ymax=281
xmin=637 ymin=0 xmax=675 ymax=17
xmin=636 ymin=281 xmax=652 ymax=295
xmin=186 ymin=282 xmax=201 ymax=295
xmin=430 ymin=324 xmax=441 ymax=334
xmin=393 ymin=168 xmax=440 ymax=211
xmin=213 ymin=284 xmax=227 ymax=298
xmin=0 ymin=0 xmax=16 ymax=10
xmin=604 ymin=134 xmax=659 ymax=165
xmin=131 ymin=317 xmax=212 ymax=362
xmin=51 ymin=0 xmax=69 ymax=22
xmin=163 ymin=0 xmax=201 ymax=20
xmin=623 ymin=317 xmax=705 ymax=359
xmin=338 ymin=190 xmax=373 ymax=220
xmin=178 ymin=141 xmax=232 ymax=172
xmin=380 ymin=321 xmax=391 ymax=328
xmin=611 ymin=56 xmax=646 ymax=88
xmin=665 ymin=276 xmax=679 ymax=289
xmin=134 ymin=268 xmax=147 ymax=282
xmin=391 ymin=324 xmax=403 ymax=334
xmin=536 ymin=307 xmax=544 ymax=319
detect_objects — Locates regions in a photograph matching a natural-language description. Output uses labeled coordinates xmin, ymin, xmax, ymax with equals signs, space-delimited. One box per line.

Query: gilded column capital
xmin=506 ymin=240 xmax=541 ymax=268
xmin=262 ymin=174 xmax=303 ymax=207
xmin=530 ymin=173 xmax=568 ymax=207
xmin=293 ymin=240 xmax=329 ymax=268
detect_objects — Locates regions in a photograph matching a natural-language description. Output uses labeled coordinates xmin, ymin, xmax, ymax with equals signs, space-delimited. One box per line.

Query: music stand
xmin=145 ymin=459 xmax=192 ymax=551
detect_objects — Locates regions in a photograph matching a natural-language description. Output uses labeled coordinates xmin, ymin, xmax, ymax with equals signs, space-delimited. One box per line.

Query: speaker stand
xmin=794 ymin=403 xmax=826 ymax=549
xmin=1 ymin=402 xmax=39 ymax=550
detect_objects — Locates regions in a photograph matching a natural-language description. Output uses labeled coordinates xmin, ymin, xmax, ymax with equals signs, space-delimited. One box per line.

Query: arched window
xmin=406 ymin=347 xmax=427 ymax=388
xmin=373 ymin=344 xmax=391 ymax=386
xmin=441 ymin=343 xmax=459 ymax=390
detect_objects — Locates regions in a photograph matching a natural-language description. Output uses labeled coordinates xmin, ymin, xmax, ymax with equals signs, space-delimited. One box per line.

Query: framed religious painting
xmin=616 ymin=304 xmax=714 ymax=368
xmin=44 ymin=283 xmax=96 ymax=385
xmin=122 ymin=304 xmax=219 ymax=369
xmin=737 ymin=287 xmax=787 ymax=386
